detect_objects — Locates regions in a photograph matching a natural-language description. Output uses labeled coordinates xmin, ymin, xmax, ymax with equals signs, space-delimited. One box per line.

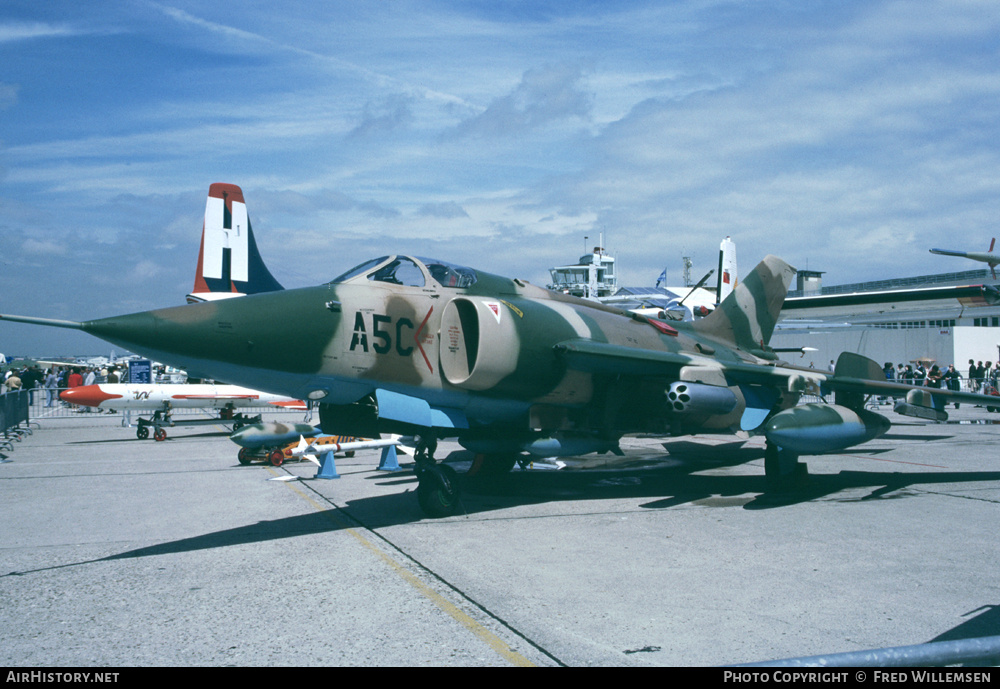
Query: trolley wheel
xmin=137 ymin=426 xmax=149 ymax=440
xmin=238 ymin=448 xmax=252 ymax=466
xmin=154 ymin=428 xmax=167 ymax=442
xmin=268 ymin=449 xmax=285 ymax=467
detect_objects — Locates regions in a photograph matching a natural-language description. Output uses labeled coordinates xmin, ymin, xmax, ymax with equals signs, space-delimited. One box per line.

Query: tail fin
xmin=692 ymin=255 xmax=796 ymax=351
xmin=716 ymin=236 xmax=737 ymax=304
xmin=187 ymin=183 xmax=283 ymax=303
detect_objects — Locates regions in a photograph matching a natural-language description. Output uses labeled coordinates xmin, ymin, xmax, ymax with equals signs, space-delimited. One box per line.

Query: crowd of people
xmin=1 ymin=364 xmax=124 ymax=406
xmin=878 ymin=359 xmax=998 ymax=394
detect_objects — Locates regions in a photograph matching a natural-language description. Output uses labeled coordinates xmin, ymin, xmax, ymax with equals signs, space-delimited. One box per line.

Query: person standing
xmin=946 ymin=364 xmax=962 ymax=408
xmin=44 ymin=368 xmax=58 ymax=407
xmin=20 ymin=365 xmax=42 ymax=405
xmin=926 ymin=365 xmax=944 ymax=389
xmin=5 ymin=371 xmax=22 ymax=392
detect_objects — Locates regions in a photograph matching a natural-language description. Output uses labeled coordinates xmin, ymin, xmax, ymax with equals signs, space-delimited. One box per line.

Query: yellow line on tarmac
xmin=270 ymin=469 xmax=536 ymax=667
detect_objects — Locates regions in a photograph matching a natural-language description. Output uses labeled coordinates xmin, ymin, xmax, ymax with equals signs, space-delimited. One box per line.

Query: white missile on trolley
xmin=292 ymin=436 xmax=407 ymax=465
xmin=60 ymin=383 xmax=305 ymax=411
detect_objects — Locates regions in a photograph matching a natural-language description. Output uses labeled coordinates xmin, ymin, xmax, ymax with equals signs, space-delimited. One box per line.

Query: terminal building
xmin=771 ymin=267 xmax=1000 ymax=378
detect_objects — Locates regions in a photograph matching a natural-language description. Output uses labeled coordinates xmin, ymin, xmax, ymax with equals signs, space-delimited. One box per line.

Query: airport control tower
xmin=547 ymin=246 xmax=618 ymax=300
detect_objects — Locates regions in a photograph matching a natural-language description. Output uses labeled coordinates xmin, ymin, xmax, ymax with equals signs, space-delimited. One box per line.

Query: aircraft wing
xmin=555 ymin=340 xmax=1000 ymax=420
xmin=554 ymin=339 xmax=697 ymax=376
xmin=555 ymin=338 xmax=823 ymax=388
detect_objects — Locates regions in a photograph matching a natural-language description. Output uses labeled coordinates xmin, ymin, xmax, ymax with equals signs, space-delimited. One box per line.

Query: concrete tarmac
xmin=2 ymin=405 xmax=999 ymax=666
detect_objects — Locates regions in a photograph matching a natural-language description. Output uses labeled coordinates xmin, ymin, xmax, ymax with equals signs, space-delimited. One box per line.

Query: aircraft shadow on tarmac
xmin=341 ymin=441 xmax=1000 ymax=525
xmin=45 ymin=442 xmax=999 ymax=567
xmin=932 ymin=604 xmax=1000 ymax=646
xmin=98 ymin=510 xmax=365 ymax=562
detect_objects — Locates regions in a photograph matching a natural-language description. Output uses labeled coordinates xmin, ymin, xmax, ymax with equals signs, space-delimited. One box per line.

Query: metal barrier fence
xmin=1 ymin=390 xmax=32 ymax=457
xmin=1 ymin=389 xmax=29 ymax=429
xmin=735 ymin=632 xmax=1000 ymax=667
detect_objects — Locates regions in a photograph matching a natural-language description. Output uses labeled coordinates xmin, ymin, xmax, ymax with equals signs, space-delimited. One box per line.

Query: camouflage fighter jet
xmin=3 ymin=253 xmax=996 ymax=516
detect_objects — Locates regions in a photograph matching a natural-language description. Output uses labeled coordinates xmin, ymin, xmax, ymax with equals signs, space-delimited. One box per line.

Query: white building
xmin=772 ymin=267 xmax=1000 ymax=378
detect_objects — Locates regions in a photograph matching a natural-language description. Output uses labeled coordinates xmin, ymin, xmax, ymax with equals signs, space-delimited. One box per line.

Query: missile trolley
xmin=134 ymin=404 xmax=264 ymax=442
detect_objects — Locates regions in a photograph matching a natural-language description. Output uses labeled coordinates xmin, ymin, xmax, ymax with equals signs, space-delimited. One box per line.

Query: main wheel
xmin=416 ymin=464 xmax=460 ymax=518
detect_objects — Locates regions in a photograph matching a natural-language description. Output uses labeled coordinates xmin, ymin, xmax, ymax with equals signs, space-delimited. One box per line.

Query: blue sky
xmin=2 ymin=1 xmax=999 ymax=356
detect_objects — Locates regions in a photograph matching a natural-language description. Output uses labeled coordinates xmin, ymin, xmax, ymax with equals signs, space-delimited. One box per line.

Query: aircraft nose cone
xmin=60 ymin=385 xmax=121 ymax=408
xmin=82 ymin=311 xmax=163 ymax=351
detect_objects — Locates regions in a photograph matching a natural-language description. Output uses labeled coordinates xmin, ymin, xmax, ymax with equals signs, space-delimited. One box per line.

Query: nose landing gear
xmin=412 ymin=434 xmax=462 ymax=518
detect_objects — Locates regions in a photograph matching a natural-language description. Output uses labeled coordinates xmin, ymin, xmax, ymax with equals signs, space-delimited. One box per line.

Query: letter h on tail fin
xmin=187 ymin=183 xmax=283 ymax=303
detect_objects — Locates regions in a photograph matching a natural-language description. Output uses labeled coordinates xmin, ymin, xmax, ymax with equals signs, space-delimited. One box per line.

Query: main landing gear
xmin=412 ymin=434 xmax=462 ymax=518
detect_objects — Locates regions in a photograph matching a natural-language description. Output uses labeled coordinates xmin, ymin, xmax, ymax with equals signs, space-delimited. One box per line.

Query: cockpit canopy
xmin=330 ymin=256 xmax=478 ymax=289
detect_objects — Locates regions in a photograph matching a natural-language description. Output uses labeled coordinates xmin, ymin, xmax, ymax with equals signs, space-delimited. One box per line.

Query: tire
xmin=416 ymin=464 xmax=460 ymax=518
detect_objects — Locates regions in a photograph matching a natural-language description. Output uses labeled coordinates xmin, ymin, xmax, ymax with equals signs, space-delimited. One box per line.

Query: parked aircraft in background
xmin=930 ymin=239 xmax=1000 ymax=280
xmin=60 ymin=383 xmax=305 ymax=441
xmin=607 ymin=235 xmax=736 ymax=321
xmin=716 ymin=235 xmax=737 ymax=304
xmin=60 ymin=383 xmax=304 ymax=412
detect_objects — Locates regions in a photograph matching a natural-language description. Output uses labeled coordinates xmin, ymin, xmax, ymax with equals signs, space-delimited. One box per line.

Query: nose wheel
xmin=416 ymin=463 xmax=460 ymax=517
xmin=412 ymin=434 xmax=461 ymax=518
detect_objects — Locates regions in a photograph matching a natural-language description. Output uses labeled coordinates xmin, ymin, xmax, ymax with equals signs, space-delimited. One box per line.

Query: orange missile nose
xmin=60 ymin=385 xmax=122 ymax=407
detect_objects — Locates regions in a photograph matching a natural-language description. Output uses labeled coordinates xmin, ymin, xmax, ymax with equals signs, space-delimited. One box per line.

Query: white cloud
xmin=0 ymin=22 xmax=76 ymax=43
